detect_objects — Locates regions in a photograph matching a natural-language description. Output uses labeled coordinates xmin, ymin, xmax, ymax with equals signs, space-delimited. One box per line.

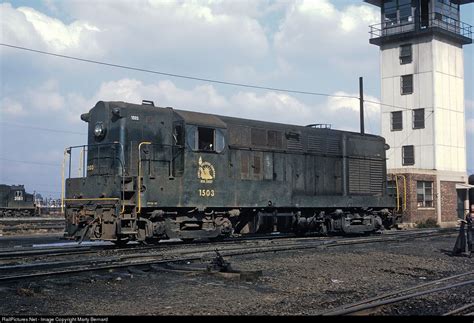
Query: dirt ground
xmin=0 ymin=232 xmax=472 ymax=316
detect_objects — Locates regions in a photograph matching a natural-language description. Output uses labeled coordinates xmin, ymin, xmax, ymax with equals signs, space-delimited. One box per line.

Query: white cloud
xmin=17 ymin=7 xmax=100 ymax=51
xmin=0 ymin=3 xmax=102 ymax=56
xmin=328 ymin=91 xmax=380 ymax=115
xmin=71 ymin=78 xmax=380 ymax=133
xmin=0 ymin=97 xmax=26 ymax=116
xmin=58 ymin=0 xmax=269 ymax=65
xmin=274 ymin=0 xmax=379 ymax=73
xmin=27 ymin=80 xmax=65 ymax=112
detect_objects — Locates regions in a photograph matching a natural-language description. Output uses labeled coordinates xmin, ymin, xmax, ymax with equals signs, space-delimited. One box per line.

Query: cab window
xmin=198 ymin=127 xmax=215 ymax=151
xmin=186 ymin=125 xmax=225 ymax=153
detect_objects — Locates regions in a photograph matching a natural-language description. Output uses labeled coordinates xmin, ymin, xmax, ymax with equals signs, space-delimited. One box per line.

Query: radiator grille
xmin=307 ymin=135 xmax=340 ymax=155
xmin=287 ymin=137 xmax=303 ymax=151
xmin=349 ymin=158 xmax=384 ymax=195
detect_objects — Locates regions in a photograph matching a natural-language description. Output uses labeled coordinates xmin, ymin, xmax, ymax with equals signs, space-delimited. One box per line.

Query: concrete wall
xmin=380 ymin=35 xmax=466 ymax=173
xmin=432 ymin=37 xmax=466 ymax=173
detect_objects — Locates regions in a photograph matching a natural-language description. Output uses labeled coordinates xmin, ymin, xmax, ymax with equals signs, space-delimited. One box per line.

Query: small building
xmin=364 ymin=0 xmax=473 ymax=226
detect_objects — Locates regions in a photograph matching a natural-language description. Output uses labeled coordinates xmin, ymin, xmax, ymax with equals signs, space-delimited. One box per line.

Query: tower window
xmin=417 ymin=181 xmax=433 ymax=208
xmin=402 ymin=145 xmax=414 ymax=166
xmin=383 ymin=0 xmax=413 ymax=26
xmin=413 ymin=108 xmax=425 ymax=129
xmin=401 ymin=74 xmax=413 ymax=95
xmin=400 ymin=44 xmax=412 ymax=64
xmin=391 ymin=111 xmax=403 ymax=131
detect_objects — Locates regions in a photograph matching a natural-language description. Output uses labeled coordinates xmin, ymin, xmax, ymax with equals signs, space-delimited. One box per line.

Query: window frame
xmin=186 ymin=125 xmax=226 ymax=154
xmin=401 ymin=74 xmax=413 ymax=95
xmin=382 ymin=0 xmax=414 ymax=26
xmin=417 ymin=181 xmax=434 ymax=208
xmin=402 ymin=145 xmax=415 ymax=166
xmin=391 ymin=111 xmax=403 ymax=131
xmin=412 ymin=108 xmax=425 ymax=129
xmin=399 ymin=44 xmax=412 ymax=64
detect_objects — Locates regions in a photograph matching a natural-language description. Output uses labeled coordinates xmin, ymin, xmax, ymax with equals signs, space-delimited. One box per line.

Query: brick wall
xmin=389 ymin=173 xmax=437 ymax=224
xmin=440 ymin=181 xmax=462 ymax=222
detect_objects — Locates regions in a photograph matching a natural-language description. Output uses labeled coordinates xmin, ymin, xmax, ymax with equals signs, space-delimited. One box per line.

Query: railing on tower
xmin=369 ymin=13 xmax=472 ymax=40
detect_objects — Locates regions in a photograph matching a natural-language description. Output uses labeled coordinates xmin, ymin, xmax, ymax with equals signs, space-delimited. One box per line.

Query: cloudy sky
xmin=1 ymin=0 xmax=473 ymax=199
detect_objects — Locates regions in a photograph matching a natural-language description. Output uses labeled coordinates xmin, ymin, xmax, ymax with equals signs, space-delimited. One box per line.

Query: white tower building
xmin=365 ymin=0 xmax=472 ymax=226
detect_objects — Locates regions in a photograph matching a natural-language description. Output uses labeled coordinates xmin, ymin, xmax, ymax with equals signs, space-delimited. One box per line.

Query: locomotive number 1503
xmin=198 ymin=189 xmax=215 ymax=197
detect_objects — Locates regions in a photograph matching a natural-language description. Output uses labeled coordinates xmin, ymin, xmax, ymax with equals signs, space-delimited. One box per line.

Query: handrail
xmin=63 ymin=142 xmax=126 ymax=215
xmin=137 ymin=141 xmax=152 ymax=215
xmin=393 ymin=174 xmax=407 ymax=213
xmin=369 ymin=12 xmax=472 ymax=39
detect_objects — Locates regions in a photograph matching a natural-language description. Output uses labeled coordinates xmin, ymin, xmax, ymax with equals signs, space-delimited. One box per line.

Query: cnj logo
xmin=198 ymin=157 xmax=215 ymax=183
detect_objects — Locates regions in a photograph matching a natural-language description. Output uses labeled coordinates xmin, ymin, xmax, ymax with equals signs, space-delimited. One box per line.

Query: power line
xmin=0 ymin=121 xmax=86 ymax=135
xmin=0 ymin=157 xmax=61 ymax=167
xmin=0 ymin=43 xmax=422 ymax=113
xmin=0 ymin=43 xmax=358 ymax=100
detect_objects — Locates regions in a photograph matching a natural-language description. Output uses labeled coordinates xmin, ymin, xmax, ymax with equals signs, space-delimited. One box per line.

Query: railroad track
xmin=321 ymin=271 xmax=474 ymax=316
xmin=0 ymin=228 xmax=457 ymax=283
xmin=0 ymin=227 xmax=453 ymax=263
xmin=0 ymin=217 xmax=64 ymax=234
xmin=443 ymin=303 xmax=474 ymax=316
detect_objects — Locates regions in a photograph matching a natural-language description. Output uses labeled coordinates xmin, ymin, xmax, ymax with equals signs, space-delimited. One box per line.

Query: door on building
xmin=456 ymin=189 xmax=466 ymax=219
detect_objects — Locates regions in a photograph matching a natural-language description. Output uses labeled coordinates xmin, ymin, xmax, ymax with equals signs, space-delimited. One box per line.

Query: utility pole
xmin=359 ymin=76 xmax=365 ymax=135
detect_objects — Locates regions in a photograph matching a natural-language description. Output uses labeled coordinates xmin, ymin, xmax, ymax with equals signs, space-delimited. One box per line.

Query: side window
xmin=173 ymin=123 xmax=184 ymax=146
xmin=198 ymin=127 xmax=215 ymax=151
xmin=187 ymin=126 xmax=225 ymax=153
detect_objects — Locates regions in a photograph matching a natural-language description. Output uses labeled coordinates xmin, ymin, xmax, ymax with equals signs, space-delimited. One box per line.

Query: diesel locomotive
xmin=63 ymin=100 xmax=397 ymax=244
xmin=0 ymin=184 xmax=37 ymax=217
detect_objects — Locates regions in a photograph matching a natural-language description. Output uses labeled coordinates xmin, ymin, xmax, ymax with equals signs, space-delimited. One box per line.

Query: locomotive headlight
xmin=94 ymin=122 xmax=106 ymax=139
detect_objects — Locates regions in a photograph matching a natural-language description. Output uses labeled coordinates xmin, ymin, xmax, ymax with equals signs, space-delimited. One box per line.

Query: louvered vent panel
xmin=326 ymin=137 xmax=340 ymax=155
xmin=369 ymin=159 xmax=384 ymax=194
xmin=349 ymin=158 xmax=384 ymax=195
xmin=307 ymin=135 xmax=324 ymax=153
xmin=287 ymin=137 xmax=303 ymax=151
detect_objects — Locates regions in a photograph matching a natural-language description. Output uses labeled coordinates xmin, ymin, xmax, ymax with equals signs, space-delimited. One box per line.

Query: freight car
xmin=63 ymin=100 xmax=397 ymax=244
xmin=0 ymin=184 xmax=37 ymax=217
